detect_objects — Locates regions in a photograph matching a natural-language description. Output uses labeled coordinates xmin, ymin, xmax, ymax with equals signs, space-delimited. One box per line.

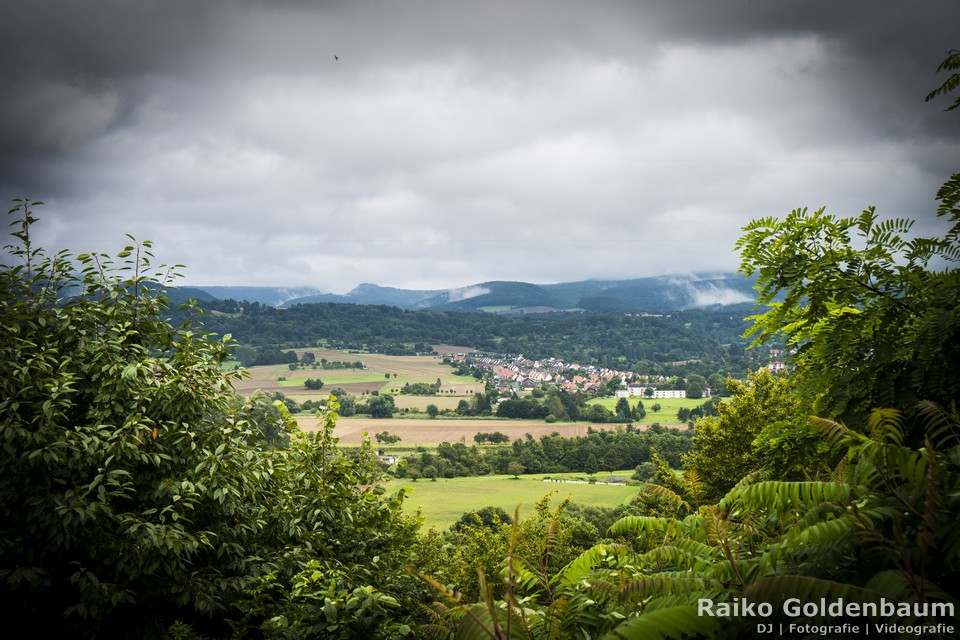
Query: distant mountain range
xmin=178 ymin=272 xmax=759 ymax=314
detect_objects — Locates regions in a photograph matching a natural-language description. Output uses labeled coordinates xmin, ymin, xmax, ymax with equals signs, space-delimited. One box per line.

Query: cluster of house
xmin=613 ymin=387 xmax=691 ymax=399
xmin=450 ymin=353 xmax=697 ymax=397
xmin=766 ymin=349 xmax=787 ymax=372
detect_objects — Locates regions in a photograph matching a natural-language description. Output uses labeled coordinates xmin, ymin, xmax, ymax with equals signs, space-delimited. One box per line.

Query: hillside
xmin=181 ymin=271 xmax=757 ymax=313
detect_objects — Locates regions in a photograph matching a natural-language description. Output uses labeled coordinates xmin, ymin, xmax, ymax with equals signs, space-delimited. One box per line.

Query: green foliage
xmin=366 ymin=394 xmax=397 ymax=418
xmin=507 ymin=461 xmax=526 ymax=478
xmin=303 ymin=377 xmax=324 ymax=390
xmin=420 ymin=400 xmax=960 ymax=637
xmin=413 ymin=58 xmax=960 ymax=637
xmin=683 ymin=369 xmax=814 ymax=501
xmin=449 ymin=507 xmax=514 ymax=535
xmin=185 ymin=298 xmax=759 ymax=382
xmin=925 ymin=48 xmax=960 ymax=111
xmin=376 ymin=431 xmax=402 ymax=444
xmin=0 ymin=202 xmax=420 ymax=637
xmin=736 ymin=204 xmax=960 ymax=427
xmin=417 ymin=506 xmax=721 ymax=639
xmin=400 ymin=381 xmax=441 ymax=395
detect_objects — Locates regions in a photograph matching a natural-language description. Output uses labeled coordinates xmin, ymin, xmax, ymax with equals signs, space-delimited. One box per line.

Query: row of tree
xmin=395 ymin=425 xmax=694 ymax=481
xmin=180 ymin=296 xmax=768 ymax=384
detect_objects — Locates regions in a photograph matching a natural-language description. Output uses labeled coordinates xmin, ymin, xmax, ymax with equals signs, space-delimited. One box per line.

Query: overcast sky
xmin=2 ymin=1 xmax=958 ymax=292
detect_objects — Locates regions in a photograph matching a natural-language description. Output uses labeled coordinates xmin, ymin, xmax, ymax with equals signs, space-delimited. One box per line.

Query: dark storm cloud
xmin=1 ymin=1 xmax=957 ymax=289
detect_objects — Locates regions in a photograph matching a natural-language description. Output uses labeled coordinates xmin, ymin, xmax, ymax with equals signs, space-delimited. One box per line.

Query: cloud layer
xmin=1 ymin=1 xmax=958 ymax=291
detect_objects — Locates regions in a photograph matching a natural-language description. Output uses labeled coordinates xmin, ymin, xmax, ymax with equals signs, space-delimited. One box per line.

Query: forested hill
xmin=181 ymin=272 xmax=757 ymax=313
xmin=182 ymin=300 xmax=764 ymax=377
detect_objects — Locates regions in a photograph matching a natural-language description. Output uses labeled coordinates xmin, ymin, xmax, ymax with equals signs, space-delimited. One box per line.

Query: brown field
xmin=297 ymin=417 xmax=688 ymax=444
xmin=391 ymin=395 xmax=466 ymax=411
xmin=431 ymin=344 xmax=476 ymax=355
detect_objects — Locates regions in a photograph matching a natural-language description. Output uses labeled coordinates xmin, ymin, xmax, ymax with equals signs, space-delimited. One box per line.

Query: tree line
xmin=394 ymin=425 xmax=693 ymax=481
xmin=182 ymin=296 xmax=766 ymax=382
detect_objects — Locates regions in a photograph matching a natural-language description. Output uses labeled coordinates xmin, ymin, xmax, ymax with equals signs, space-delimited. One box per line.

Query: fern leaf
xmin=732 ymin=481 xmax=852 ymax=511
xmin=607 ymin=515 xmax=675 ymax=537
xmin=640 ymin=483 xmax=691 ymax=514
xmin=618 ymin=573 xmax=716 ymax=602
xmin=917 ymin=400 xmax=960 ymax=448
xmin=598 ymin=605 xmax=722 ymax=640
xmin=780 ymin=514 xmax=862 ymax=555
xmin=636 ymin=545 xmax=706 ymax=572
xmin=743 ymin=575 xmax=881 ymax=618
xmin=553 ymin=544 xmax=632 ymax=587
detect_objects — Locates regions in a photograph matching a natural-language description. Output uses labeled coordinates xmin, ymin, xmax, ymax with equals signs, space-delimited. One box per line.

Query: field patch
xmin=588 ymin=395 xmax=716 ymax=424
xmin=382 ymin=474 xmax=640 ymax=531
xmin=232 ymin=351 xmax=484 ymax=399
xmin=298 ymin=417 xmax=686 ymax=444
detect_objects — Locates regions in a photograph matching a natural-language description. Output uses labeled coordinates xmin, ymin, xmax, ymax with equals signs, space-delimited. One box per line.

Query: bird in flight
xmin=334 ymin=55 xmax=339 ymax=61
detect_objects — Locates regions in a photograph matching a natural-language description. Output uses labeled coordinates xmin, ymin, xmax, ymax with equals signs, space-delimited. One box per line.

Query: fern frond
xmin=618 ymin=573 xmax=717 ymax=603
xmin=780 ymin=514 xmax=862 ymax=556
xmin=917 ymin=400 xmax=960 ymax=448
xmin=607 ymin=515 xmax=676 ymax=538
xmin=640 ymin=483 xmax=691 ymax=514
xmin=598 ymin=605 xmax=722 ymax=640
xmin=641 ymin=591 xmax=726 ymax=613
xmin=809 ymin=415 xmax=864 ymax=449
xmin=671 ymin=537 xmax=725 ymax=563
xmin=505 ymin=555 xmax=546 ymax=595
xmin=866 ymin=408 xmax=905 ymax=445
xmin=553 ymin=544 xmax=620 ymax=587
xmin=857 ymin=440 xmax=928 ymax=498
xmin=866 ymin=569 xmax=959 ymax=605
xmin=731 ymin=481 xmax=852 ymax=511
xmin=636 ymin=544 xmax=713 ymax=572
xmin=454 ymin=602 xmax=509 ymax=640
xmin=743 ymin=575 xmax=881 ymax=618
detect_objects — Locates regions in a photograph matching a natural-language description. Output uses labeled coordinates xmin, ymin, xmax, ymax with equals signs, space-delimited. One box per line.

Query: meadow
xmin=382 ymin=472 xmax=641 ymax=531
xmin=587 ymin=395 xmax=713 ymax=424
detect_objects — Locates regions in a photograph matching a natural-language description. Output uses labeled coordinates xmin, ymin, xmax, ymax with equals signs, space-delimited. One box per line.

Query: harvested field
xmin=431 ymin=344 xmax=476 ymax=355
xmin=296 ymin=417 xmax=688 ymax=444
xmin=391 ymin=395 xmax=464 ymax=411
xmin=233 ymin=353 xmax=485 ymax=399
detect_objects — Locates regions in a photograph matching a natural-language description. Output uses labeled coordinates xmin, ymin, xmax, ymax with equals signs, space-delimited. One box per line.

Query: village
xmin=449 ymin=348 xmax=789 ymax=400
xmin=450 ymin=352 xmax=705 ymax=398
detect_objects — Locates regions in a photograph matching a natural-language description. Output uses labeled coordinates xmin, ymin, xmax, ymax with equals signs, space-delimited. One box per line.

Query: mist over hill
xmin=185 ymin=272 xmax=756 ymax=314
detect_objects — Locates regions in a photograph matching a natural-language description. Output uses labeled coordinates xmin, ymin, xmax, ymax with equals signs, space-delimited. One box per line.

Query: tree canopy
xmin=0 ymin=201 xmax=420 ymax=638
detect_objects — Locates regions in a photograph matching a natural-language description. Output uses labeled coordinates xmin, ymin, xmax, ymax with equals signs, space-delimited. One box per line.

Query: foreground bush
xmin=0 ymin=201 xmax=420 ymax=638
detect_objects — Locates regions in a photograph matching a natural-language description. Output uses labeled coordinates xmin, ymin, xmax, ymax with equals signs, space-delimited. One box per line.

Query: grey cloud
xmin=2 ymin=1 xmax=958 ymax=290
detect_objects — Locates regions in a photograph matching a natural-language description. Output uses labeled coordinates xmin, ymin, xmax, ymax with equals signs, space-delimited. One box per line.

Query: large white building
xmin=615 ymin=387 xmax=688 ymax=399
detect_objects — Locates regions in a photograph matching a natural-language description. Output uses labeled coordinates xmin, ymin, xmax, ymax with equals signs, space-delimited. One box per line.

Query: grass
xmin=587 ymin=395 xmax=717 ymax=424
xmin=382 ymin=472 xmax=640 ymax=531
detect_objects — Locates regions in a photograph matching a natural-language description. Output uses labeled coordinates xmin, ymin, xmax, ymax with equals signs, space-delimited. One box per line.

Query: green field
xmin=587 ymin=395 xmax=716 ymax=424
xmin=382 ymin=472 xmax=640 ymax=531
